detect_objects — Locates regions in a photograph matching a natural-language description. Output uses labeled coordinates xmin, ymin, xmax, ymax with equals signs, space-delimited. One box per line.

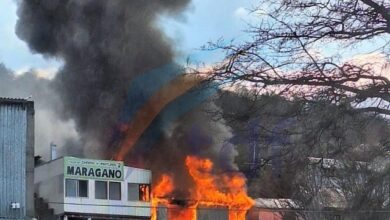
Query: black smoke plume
xmin=16 ymin=0 xmax=191 ymax=157
xmin=14 ymin=0 xmax=242 ymax=198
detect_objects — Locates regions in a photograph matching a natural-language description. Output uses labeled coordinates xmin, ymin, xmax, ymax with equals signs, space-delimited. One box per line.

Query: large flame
xmin=151 ymin=174 xmax=174 ymax=220
xmin=151 ymin=156 xmax=254 ymax=220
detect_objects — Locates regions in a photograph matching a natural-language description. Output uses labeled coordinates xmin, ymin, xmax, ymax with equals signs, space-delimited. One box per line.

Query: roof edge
xmin=0 ymin=97 xmax=34 ymax=104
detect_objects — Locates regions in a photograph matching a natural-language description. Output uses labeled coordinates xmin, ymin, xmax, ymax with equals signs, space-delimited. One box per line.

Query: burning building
xmin=34 ymin=157 xmax=151 ymax=220
xmin=150 ymin=156 xmax=254 ymax=220
xmin=13 ymin=1 xmax=256 ymax=219
xmin=34 ymin=156 xmax=253 ymax=220
xmin=0 ymin=98 xmax=35 ymax=220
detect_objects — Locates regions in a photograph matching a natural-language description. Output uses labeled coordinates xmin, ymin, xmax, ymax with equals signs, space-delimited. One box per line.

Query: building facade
xmin=0 ymin=98 xmax=35 ymax=220
xmin=35 ymin=157 xmax=152 ymax=220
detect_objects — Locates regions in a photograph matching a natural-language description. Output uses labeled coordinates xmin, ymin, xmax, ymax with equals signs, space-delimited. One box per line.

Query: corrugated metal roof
xmin=254 ymin=198 xmax=300 ymax=209
xmin=0 ymin=97 xmax=33 ymax=105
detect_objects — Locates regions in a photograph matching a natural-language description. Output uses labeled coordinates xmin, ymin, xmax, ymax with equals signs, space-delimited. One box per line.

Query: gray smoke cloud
xmin=0 ymin=64 xmax=80 ymax=159
xmin=138 ymin=100 xmax=239 ymax=198
xmin=13 ymin=0 xmax=244 ymax=198
xmin=15 ymin=0 xmax=191 ymax=158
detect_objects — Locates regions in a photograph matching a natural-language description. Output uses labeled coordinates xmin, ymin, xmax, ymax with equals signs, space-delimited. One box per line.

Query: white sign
xmin=64 ymin=157 xmax=124 ymax=181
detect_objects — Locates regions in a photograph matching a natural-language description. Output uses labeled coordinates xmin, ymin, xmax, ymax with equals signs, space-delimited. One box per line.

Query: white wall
xmin=64 ymin=166 xmax=151 ymax=217
xmin=35 ymin=159 xmax=152 ymax=217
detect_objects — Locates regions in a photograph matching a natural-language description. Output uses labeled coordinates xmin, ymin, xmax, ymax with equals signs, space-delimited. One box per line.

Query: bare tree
xmin=205 ymin=2 xmax=390 ymax=217
xmin=208 ymin=0 xmax=390 ymax=114
xmin=216 ymin=91 xmax=390 ymax=219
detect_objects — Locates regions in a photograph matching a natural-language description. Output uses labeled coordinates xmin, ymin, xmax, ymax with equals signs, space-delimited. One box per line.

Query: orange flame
xmin=186 ymin=156 xmax=255 ymax=220
xmin=151 ymin=156 xmax=254 ymax=220
xmin=168 ymin=205 xmax=197 ymax=220
xmin=151 ymin=174 xmax=174 ymax=220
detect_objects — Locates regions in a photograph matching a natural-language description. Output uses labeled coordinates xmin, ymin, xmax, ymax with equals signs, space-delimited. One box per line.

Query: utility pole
xmin=248 ymin=118 xmax=260 ymax=177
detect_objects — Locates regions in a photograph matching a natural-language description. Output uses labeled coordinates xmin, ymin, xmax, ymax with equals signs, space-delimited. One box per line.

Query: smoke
xmin=13 ymin=0 xmax=243 ymax=198
xmin=135 ymin=100 xmax=239 ymax=198
xmin=0 ymin=64 xmax=80 ymax=159
xmin=15 ymin=0 xmax=191 ymax=157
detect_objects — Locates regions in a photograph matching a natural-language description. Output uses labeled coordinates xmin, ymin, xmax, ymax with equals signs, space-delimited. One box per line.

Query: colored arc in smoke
xmin=115 ymin=73 xmax=204 ymax=161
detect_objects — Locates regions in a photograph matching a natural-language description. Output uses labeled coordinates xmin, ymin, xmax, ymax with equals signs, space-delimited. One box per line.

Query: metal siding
xmin=0 ymin=103 xmax=27 ymax=219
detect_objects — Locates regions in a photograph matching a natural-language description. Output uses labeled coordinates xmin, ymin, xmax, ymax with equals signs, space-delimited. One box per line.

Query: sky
xmin=1 ymin=0 xmax=385 ymax=76
xmin=0 ymin=0 xmax=62 ymax=74
xmin=0 ymin=0 xmax=256 ymax=74
xmin=0 ymin=0 xmax=258 ymax=159
xmin=1 ymin=0 xmax=388 ymax=159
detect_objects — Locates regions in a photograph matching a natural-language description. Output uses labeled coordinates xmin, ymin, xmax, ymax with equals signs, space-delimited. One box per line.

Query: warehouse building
xmin=0 ymin=98 xmax=35 ymax=220
xmin=35 ymin=156 xmax=152 ymax=220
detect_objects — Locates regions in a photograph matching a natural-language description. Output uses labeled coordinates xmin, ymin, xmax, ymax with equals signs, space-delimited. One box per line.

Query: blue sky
xmin=0 ymin=0 xmax=62 ymax=73
xmin=160 ymin=0 xmax=257 ymax=64
xmin=0 ymin=0 xmax=255 ymax=73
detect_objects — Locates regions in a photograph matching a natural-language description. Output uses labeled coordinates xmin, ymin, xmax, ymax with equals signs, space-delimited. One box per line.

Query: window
xmin=65 ymin=179 xmax=88 ymax=198
xmin=95 ymin=181 xmax=108 ymax=199
xmin=65 ymin=179 xmax=77 ymax=197
xmin=128 ymin=183 xmax=139 ymax=201
xmin=109 ymin=182 xmax=121 ymax=200
xmin=78 ymin=180 xmax=88 ymax=197
xmin=128 ymin=183 xmax=150 ymax=201
xmin=139 ymin=184 xmax=150 ymax=202
xmin=95 ymin=181 xmax=121 ymax=200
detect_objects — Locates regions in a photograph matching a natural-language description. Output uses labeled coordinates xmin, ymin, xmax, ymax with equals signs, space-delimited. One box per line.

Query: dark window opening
xmin=109 ymin=182 xmax=121 ymax=200
xmin=78 ymin=180 xmax=88 ymax=198
xmin=128 ymin=183 xmax=139 ymax=201
xmin=95 ymin=181 xmax=108 ymax=199
xmin=65 ymin=179 xmax=88 ymax=198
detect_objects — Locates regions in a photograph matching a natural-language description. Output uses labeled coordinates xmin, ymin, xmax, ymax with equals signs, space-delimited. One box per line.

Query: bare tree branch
xmin=206 ymin=0 xmax=390 ymax=115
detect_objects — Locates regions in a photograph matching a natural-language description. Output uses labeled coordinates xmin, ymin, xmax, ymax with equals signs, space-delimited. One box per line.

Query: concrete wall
xmin=0 ymin=99 xmax=34 ymax=220
xmin=35 ymin=158 xmax=65 ymax=215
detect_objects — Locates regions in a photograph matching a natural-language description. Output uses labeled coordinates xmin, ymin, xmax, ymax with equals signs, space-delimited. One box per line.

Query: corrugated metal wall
xmin=0 ymin=102 xmax=28 ymax=220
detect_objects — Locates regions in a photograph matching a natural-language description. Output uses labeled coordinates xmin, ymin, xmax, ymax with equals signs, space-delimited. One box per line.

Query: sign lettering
xmin=64 ymin=157 xmax=124 ymax=181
